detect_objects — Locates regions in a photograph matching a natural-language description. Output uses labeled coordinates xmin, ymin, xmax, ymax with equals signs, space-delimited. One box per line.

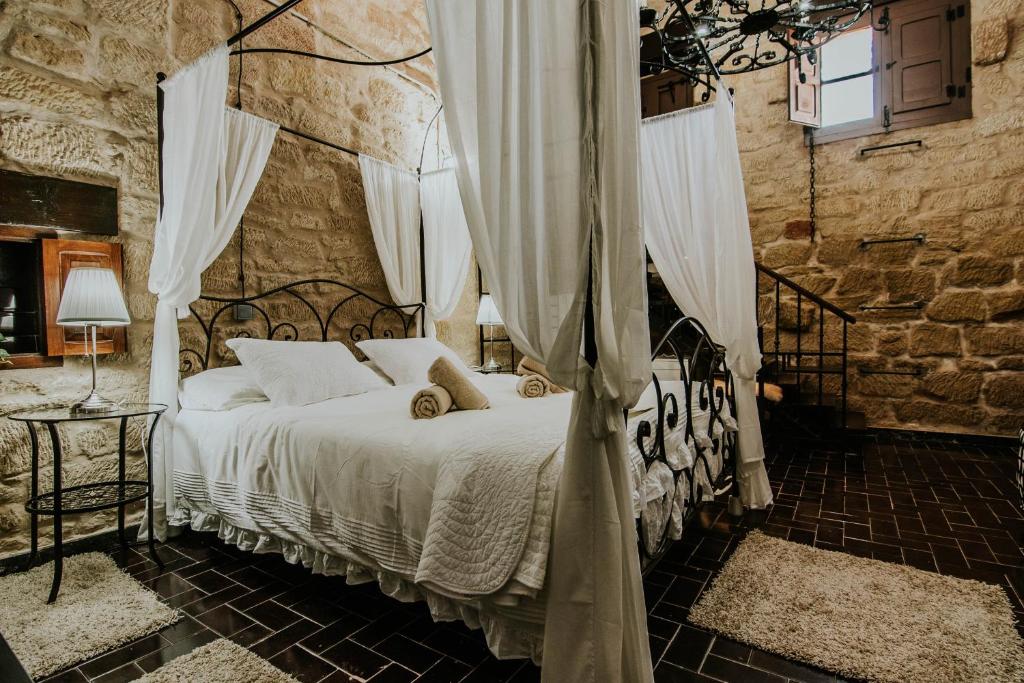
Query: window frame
xmin=794 ymin=0 xmax=972 ymax=145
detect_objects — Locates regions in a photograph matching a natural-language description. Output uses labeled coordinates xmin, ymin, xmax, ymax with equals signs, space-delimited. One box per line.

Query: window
xmin=789 ymin=0 xmax=971 ymax=143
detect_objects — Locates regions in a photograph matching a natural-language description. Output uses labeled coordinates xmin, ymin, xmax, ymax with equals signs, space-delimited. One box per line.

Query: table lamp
xmin=55 ymin=267 xmax=131 ymax=414
xmin=476 ymin=294 xmax=503 ymax=372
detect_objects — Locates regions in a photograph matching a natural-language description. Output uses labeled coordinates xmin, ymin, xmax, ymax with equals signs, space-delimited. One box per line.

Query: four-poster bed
xmin=148 ymin=1 xmax=763 ymax=680
xmin=166 ymin=277 xmax=738 ymax=663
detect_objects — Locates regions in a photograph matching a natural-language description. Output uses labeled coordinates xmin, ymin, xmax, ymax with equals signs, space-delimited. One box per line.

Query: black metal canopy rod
xmin=230 ymin=46 xmax=432 ymax=66
xmin=226 ymin=0 xmax=305 ymax=47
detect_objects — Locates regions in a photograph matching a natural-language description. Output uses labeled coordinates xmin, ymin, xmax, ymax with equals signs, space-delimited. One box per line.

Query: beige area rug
xmin=0 ymin=552 xmax=179 ymax=679
xmin=689 ymin=531 xmax=1024 ymax=683
xmin=137 ymin=638 xmax=298 ymax=683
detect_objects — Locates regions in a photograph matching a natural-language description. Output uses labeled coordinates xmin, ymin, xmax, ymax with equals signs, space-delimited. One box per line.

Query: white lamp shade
xmin=475 ymin=294 xmax=503 ymax=326
xmin=56 ymin=267 xmax=131 ymax=327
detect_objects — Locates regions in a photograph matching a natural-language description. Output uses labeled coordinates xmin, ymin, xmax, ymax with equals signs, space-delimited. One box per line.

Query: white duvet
xmin=172 ymin=373 xmax=728 ymax=654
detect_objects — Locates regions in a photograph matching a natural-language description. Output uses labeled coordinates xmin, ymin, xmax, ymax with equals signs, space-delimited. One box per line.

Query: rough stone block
xmin=926 ymin=290 xmax=987 ymax=322
xmin=987 ymin=290 xmax=1024 ymax=321
xmin=920 ymin=371 xmax=983 ymax=403
xmin=8 ymin=30 xmax=86 ymax=80
xmin=909 ymin=324 xmax=961 ymax=357
xmin=974 ymin=16 xmax=1010 ymax=66
xmin=895 ymin=401 xmax=986 ymax=428
xmin=784 ymin=219 xmax=813 ymax=240
xmin=948 ymin=255 xmax=1014 ymax=288
xmin=885 ymin=269 xmax=937 ymax=304
xmin=984 ymin=375 xmax=1024 ymax=409
xmin=966 ymin=326 xmax=1024 ymax=356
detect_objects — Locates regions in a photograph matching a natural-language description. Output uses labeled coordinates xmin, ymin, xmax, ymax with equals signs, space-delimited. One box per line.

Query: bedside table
xmin=8 ymin=403 xmax=166 ymax=603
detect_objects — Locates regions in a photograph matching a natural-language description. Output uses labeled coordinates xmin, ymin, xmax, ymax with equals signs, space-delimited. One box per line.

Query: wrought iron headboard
xmin=179 ymin=279 xmax=425 ymax=375
xmin=634 ymin=315 xmax=738 ymax=569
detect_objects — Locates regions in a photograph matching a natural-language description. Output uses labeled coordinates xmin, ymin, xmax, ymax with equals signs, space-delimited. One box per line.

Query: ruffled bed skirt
xmin=169 ymin=506 xmax=545 ymax=663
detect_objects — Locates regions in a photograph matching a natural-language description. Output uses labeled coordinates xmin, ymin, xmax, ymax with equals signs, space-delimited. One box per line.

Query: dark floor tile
xmin=302 ymin=614 xmax=372 ymax=654
xmin=80 ymin=633 xmax=168 ymax=679
xmin=461 ymin=657 xmax=527 ymax=683
xmin=699 ymin=654 xmax=786 ymax=683
xmin=245 ymin=600 xmax=303 ymax=631
xmin=184 ymin=569 xmax=239 ymax=595
xmin=194 ymin=603 xmax=256 ymax=637
xmin=321 ymin=639 xmax=390 ymax=680
xmin=250 ymin=619 xmax=322 ymax=661
xmin=134 ymin=629 xmax=219 ymax=673
xmin=40 ymin=668 xmax=89 ymax=683
xmin=92 ymin=662 xmax=144 ymax=683
xmin=416 ymin=657 xmax=473 ymax=683
xmin=654 ymin=662 xmax=717 ymax=682
xmin=268 ymin=645 xmax=338 ymax=683
xmin=661 ymin=624 xmax=713 ymax=671
xmin=709 ymin=637 xmax=751 ymax=664
xmin=229 ymin=622 xmax=274 ymax=648
xmin=421 ymin=627 xmax=492 ymax=666
xmin=748 ymin=649 xmax=835 ymax=683
xmin=372 ymin=634 xmax=443 ymax=674
xmin=291 ymin=596 xmax=348 ymax=627
xmin=367 ymin=663 xmax=418 ymax=682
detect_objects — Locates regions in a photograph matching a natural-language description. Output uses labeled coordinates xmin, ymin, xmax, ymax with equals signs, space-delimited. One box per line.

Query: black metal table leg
xmin=25 ymin=422 xmax=39 ymax=572
xmin=117 ymin=416 xmax=127 ymax=547
xmin=46 ymin=422 xmax=62 ymax=604
xmin=146 ymin=413 xmax=163 ymax=568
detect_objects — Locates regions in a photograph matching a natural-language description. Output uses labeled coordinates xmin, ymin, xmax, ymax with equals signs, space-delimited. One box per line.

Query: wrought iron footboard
xmin=635 ymin=316 xmax=739 ymax=572
xmin=178 ymin=279 xmax=425 ymax=374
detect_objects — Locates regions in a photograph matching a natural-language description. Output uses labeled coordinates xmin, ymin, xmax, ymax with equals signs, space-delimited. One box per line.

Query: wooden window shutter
xmin=788 ymin=50 xmax=822 ymax=127
xmin=42 ymin=238 xmax=127 ymax=356
xmin=641 ymin=72 xmax=694 ymax=119
xmin=887 ymin=0 xmax=956 ymax=116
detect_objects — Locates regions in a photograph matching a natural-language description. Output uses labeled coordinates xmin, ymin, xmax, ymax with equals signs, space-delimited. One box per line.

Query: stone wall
xmin=0 ymin=0 xmax=473 ymax=558
xmin=734 ymin=0 xmax=1023 ymax=435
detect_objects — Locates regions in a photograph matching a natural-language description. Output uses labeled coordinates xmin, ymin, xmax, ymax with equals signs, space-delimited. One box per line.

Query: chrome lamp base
xmin=483 ymin=357 xmax=502 ymax=372
xmin=70 ymin=390 xmax=120 ymax=415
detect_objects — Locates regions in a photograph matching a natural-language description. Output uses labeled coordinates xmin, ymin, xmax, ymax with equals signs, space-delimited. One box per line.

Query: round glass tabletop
xmin=7 ymin=403 xmax=168 ymax=423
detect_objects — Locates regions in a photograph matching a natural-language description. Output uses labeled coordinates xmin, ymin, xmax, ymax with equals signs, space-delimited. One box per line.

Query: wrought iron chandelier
xmin=641 ymin=0 xmax=873 ymax=82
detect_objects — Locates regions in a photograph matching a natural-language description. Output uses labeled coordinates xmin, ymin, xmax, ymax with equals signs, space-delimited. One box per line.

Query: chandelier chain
xmin=808 ymin=127 xmax=817 ymax=242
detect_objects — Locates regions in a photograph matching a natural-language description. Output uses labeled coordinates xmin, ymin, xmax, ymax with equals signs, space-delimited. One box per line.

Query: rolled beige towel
xmin=516 ymin=373 xmax=551 ymax=398
xmin=515 ymin=356 xmax=568 ymax=393
xmin=411 ymin=385 xmax=454 ymax=419
xmin=428 ymin=357 xmax=490 ymax=410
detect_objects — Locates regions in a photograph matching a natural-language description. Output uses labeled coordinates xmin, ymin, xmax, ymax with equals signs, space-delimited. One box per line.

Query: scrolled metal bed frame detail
xmin=635 ymin=316 xmax=738 ymax=571
xmin=179 ymin=279 xmax=425 ymax=374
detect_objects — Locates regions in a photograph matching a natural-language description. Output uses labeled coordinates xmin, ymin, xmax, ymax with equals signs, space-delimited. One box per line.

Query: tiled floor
xmin=18 ymin=429 xmax=1024 ymax=682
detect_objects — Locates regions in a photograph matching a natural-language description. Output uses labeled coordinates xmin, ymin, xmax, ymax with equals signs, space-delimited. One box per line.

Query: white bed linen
xmin=171 ymin=374 xmax=728 ymax=661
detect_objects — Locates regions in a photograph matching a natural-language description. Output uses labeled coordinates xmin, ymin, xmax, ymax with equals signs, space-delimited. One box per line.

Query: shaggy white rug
xmin=0 ymin=552 xmax=179 ymax=679
xmin=689 ymin=531 xmax=1024 ymax=683
xmin=137 ymin=639 xmax=298 ymax=683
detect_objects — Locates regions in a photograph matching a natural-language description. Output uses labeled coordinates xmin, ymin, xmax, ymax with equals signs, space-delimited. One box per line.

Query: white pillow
xmin=226 ymin=338 xmax=387 ymax=407
xmin=356 ymin=337 xmax=472 ymax=385
xmin=178 ymin=365 xmax=267 ymax=411
xmin=362 ymin=359 xmax=393 ymax=385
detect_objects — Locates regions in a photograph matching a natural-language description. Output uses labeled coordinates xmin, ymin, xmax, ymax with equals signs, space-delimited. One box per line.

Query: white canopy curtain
xmin=419 ymin=167 xmax=472 ymax=335
xmin=358 ymin=154 xmax=422 ymax=313
xmin=147 ymin=44 xmax=278 ymax=539
xmin=640 ymin=94 xmax=773 ymax=509
xmin=426 ymin=2 xmax=653 ymax=681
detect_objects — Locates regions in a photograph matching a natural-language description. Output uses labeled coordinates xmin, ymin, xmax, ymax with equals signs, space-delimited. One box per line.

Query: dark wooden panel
xmin=42 ymin=238 xmax=126 ymax=356
xmin=0 ymin=170 xmax=118 ymax=236
xmin=641 ymin=72 xmax=694 ymax=119
xmin=889 ymin=0 xmax=952 ymax=114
